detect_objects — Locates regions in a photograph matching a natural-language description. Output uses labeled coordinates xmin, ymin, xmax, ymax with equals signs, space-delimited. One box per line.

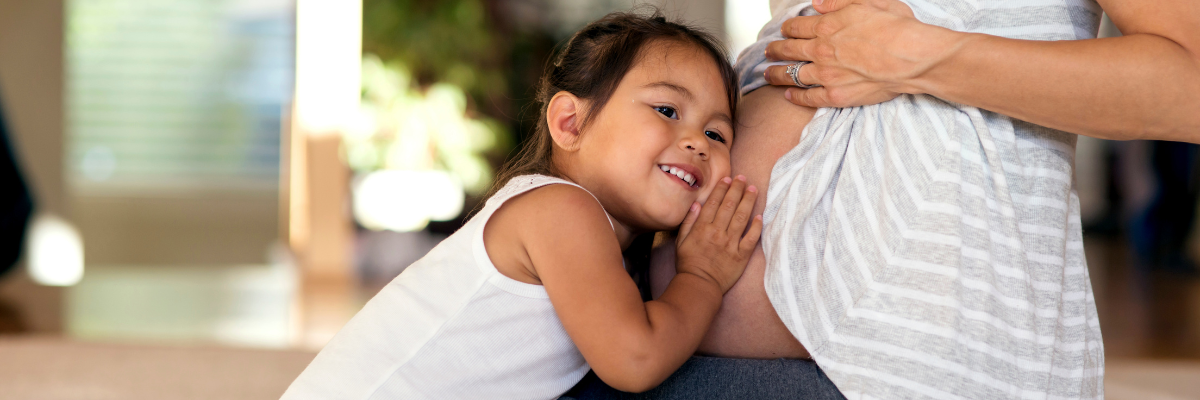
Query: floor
xmin=1 ymin=233 xmax=1199 ymax=398
xmin=0 ymin=336 xmax=314 ymax=400
xmin=1085 ymin=236 xmax=1200 ymax=359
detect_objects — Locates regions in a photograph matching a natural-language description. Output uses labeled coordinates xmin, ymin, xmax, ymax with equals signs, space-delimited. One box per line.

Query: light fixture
xmin=352 ymin=170 xmax=464 ymax=232
xmin=27 ymin=213 xmax=85 ymax=286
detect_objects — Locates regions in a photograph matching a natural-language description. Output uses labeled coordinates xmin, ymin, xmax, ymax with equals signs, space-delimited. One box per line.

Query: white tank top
xmin=281 ymin=175 xmax=606 ymax=400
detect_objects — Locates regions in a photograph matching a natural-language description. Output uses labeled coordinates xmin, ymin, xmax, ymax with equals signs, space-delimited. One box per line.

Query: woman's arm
xmin=511 ymin=179 xmax=760 ymax=392
xmin=762 ymin=0 xmax=1200 ymax=142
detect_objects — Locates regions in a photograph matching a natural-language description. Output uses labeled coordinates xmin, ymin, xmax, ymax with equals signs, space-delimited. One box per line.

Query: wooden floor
xmin=0 ymin=336 xmax=315 ymax=400
xmin=1086 ymin=236 xmax=1200 ymax=359
xmin=0 ymin=235 xmax=1198 ymax=398
xmin=0 ymin=337 xmax=1195 ymax=399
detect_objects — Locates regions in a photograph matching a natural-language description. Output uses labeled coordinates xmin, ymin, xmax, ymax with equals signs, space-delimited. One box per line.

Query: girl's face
xmin=565 ymin=41 xmax=734 ymax=234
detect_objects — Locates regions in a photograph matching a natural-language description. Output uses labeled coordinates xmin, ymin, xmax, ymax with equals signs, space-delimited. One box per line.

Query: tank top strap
xmin=491 ymin=174 xmax=616 ymax=232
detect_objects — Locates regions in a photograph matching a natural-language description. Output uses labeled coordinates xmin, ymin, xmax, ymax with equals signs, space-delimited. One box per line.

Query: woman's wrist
xmin=901 ymin=24 xmax=983 ymax=98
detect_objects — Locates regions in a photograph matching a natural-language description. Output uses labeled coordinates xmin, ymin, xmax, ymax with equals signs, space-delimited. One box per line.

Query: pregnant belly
xmin=650 ymin=240 xmax=809 ymax=359
xmin=649 ymin=87 xmax=814 ymax=359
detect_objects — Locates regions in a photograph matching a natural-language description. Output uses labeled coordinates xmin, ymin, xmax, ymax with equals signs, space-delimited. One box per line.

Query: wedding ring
xmin=786 ymin=62 xmax=821 ymax=89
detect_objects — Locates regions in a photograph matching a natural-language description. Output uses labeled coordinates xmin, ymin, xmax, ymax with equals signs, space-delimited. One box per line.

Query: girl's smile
xmin=658 ymin=163 xmax=702 ymax=189
xmin=550 ymin=39 xmax=735 ymax=238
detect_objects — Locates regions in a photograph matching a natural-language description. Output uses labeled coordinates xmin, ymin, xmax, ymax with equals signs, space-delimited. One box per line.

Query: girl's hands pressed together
xmin=675 ymin=175 xmax=762 ymax=294
xmin=763 ymin=0 xmax=957 ymax=108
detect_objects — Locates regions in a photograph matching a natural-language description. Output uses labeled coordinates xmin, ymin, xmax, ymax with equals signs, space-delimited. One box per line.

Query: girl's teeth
xmin=660 ymin=165 xmax=696 ymax=186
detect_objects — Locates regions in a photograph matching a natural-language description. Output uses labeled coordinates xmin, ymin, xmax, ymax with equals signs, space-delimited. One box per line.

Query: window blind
xmin=67 ymin=0 xmax=293 ymax=193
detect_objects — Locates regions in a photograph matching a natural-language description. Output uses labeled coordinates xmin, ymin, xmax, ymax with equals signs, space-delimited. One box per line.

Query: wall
xmin=0 ymin=0 xmax=66 ymax=333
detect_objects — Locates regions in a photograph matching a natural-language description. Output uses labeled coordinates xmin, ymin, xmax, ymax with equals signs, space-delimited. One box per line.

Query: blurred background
xmin=0 ymin=0 xmax=1196 ymax=398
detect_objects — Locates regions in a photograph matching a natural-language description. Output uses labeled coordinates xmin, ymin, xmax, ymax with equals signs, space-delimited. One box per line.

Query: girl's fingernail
xmin=748 ymin=185 xmax=757 ymax=192
xmin=756 ymin=215 xmax=763 ymax=220
xmin=692 ymin=202 xmax=700 ymax=212
xmin=763 ymin=70 xmax=769 ymax=81
xmin=736 ymin=175 xmax=747 ymax=181
xmin=722 ymin=177 xmax=733 ymax=184
xmin=814 ymin=0 xmax=824 ymax=6
xmin=785 ymin=89 xmax=793 ymax=101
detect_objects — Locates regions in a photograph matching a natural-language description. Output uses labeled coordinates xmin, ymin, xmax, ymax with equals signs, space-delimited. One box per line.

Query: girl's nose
xmin=681 ymin=131 xmax=709 ymax=160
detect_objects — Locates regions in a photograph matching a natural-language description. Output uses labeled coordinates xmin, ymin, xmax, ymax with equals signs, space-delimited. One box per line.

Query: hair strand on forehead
xmin=482 ymin=9 xmax=739 ymax=203
xmin=475 ymin=9 xmax=740 ymax=301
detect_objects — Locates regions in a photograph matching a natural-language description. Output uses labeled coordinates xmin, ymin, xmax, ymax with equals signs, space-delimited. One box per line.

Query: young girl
xmin=281 ymin=12 xmax=759 ymax=399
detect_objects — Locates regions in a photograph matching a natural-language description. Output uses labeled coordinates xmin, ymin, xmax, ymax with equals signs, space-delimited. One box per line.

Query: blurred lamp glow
xmin=726 ymin=0 xmax=773 ymax=59
xmin=353 ymin=170 xmax=464 ymax=232
xmin=295 ymin=0 xmax=362 ymax=135
xmin=27 ymin=214 xmax=85 ymax=286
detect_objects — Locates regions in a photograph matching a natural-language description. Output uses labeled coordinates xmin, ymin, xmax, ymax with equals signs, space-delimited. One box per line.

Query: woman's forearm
xmin=765 ymin=0 xmax=1200 ymax=141
xmin=915 ymin=29 xmax=1200 ymax=142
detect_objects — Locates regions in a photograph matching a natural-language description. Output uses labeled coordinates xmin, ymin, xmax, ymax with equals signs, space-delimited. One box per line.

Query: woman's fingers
xmin=764 ymin=62 xmax=820 ymax=88
xmin=784 ymin=86 xmax=833 ymax=108
xmin=811 ymin=0 xmax=869 ymax=15
xmin=780 ymin=15 xmax=825 ymax=39
xmin=783 ymin=82 xmax=900 ymax=108
xmin=763 ymin=0 xmax=922 ymax=109
xmin=699 ymin=177 xmax=732 ymax=224
xmin=712 ymin=176 xmax=747 ymax=231
xmin=728 ymin=184 xmax=758 ymax=237
xmin=765 ymin=38 xmax=820 ymax=62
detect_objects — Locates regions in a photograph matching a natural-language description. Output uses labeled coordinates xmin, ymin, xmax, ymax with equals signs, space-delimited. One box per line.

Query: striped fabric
xmin=735 ymin=1 xmax=1104 ymax=398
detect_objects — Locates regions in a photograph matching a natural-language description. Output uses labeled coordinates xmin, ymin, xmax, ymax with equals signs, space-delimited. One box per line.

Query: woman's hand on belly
xmin=649 ymin=86 xmax=816 ymax=360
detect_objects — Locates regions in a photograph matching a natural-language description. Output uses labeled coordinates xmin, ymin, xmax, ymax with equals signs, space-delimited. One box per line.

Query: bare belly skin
xmin=650 ymin=86 xmax=816 ymax=360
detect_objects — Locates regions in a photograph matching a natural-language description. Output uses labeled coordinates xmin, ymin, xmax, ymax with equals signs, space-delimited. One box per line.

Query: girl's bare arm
xmin=503 ymin=179 xmax=759 ymax=393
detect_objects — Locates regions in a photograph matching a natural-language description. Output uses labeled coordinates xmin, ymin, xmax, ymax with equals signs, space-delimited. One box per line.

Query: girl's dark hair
xmin=486 ymin=10 xmax=739 ymax=299
xmin=485 ymin=10 xmax=739 ymax=201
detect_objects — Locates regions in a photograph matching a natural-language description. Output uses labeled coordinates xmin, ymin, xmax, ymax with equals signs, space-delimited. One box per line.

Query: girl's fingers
xmin=699 ymin=177 xmax=732 ymax=224
xmin=728 ymin=185 xmax=758 ymax=237
xmin=739 ymin=215 xmax=764 ymax=255
xmin=713 ymin=176 xmax=747 ymax=231
xmin=677 ymin=202 xmax=701 ymax=242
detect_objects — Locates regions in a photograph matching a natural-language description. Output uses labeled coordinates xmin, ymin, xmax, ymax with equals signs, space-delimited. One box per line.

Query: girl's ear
xmin=547 ymin=91 xmax=585 ymax=152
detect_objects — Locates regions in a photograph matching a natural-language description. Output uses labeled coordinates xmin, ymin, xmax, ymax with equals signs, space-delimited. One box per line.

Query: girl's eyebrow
xmin=644 ymin=81 xmax=732 ymax=126
xmin=642 ymin=81 xmax=693 ymax=101
xmin=710 ymin=111 xmax=733 ymax=128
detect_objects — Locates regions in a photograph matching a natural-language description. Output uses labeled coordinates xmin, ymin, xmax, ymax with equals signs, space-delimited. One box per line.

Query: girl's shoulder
xmin=491 ymin=182 xmax=613 ymax=240
xmin=483 ymin=181 xmax=619 ymax=284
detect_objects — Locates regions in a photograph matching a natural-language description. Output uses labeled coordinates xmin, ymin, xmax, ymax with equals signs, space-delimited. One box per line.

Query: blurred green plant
xmin=347 ymin=55 xmax=506 ymax=195
xmin=362 ymin=0 xmax=507 ymax=101
xmin=353 ymin=0 xmax=518 ymax=198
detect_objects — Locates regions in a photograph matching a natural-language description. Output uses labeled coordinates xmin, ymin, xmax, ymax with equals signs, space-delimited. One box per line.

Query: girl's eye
xmin=655 ymin=105 xmax=678 ymax=120
xmin=705 ymin=130 xmax=727 ymax=144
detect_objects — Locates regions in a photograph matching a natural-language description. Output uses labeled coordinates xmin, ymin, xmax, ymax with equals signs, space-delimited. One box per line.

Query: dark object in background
xmin=0 ymin=89 xmax=34 ymax=278
xmin=1128 ymin=141 xmax=1200 ymax=274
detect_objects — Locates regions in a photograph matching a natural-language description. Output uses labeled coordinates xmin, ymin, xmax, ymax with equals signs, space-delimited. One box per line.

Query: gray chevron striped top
xmin=735 ymin=1 xmax=1104 ymax=398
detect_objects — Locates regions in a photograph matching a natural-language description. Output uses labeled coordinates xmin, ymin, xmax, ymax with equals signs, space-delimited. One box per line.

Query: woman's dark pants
xmin=561 ymin=356 xmax=846 ymax=400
